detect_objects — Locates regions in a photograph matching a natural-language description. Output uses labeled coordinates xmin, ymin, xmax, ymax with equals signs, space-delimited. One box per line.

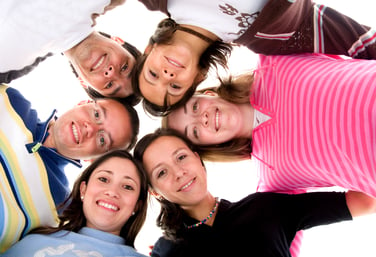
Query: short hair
xmin=70 ymin=31 xmax=142 ymax=106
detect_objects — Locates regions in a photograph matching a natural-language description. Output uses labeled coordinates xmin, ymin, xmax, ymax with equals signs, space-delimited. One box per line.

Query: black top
xmin=151 ymin=192 xmax=352 ymax=257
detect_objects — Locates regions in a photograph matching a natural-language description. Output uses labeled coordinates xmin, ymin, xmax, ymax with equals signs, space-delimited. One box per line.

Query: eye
xmin=170 ymin=84 xmax=181 ymax=90
xmin=123 ymin=184 xmax=134 ymax=190
xmin=105 ymin=81 xmax=113 ymax=89
xmin=97 ymin=130 xmax=109 ymax=151
xmin=149 ymin=70 xmax=157 ymax=78
xmin=121 ymin=63 xmax=128 ymax=72
xmin=98 ymin=177 xmax=108 ymax=183
xmin=177 ymin=153 xmax=187 ymax=161
xmin=193 ymin=127 xmax=199 ymax=139
xmin=157 ymin=169 xmax=167 ymax=178
xmin=94 ymin=109 xmax=100 ymax=121
xmin=192 ymin=101 xmax=198 ymax=112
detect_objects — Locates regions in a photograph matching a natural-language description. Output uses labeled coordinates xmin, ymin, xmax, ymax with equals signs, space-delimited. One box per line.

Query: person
xmin=164 ymin=53 xmax=376 ymax=196
xmin=133 ymin=0 xmax=376 ymax=114
xmin=2 ymin=149 xmax=148 ymax=257
xmin=0 ymin=0 xmax=142 ymax=105
xmin=0 ymin=83 xmax=139 ymax=252
xmin=133 ymin=128 xmax=376 ymax=257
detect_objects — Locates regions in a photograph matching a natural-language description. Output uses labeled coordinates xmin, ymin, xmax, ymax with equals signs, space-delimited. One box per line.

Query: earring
xmin=80 ymin=196 xmax=84 ymax=201
xmin=132 ymin=211 xmax=135 ymax=216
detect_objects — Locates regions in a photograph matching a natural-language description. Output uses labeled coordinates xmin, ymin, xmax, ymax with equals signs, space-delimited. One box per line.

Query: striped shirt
xmin=251 ymin=54 xmax=376 ymax=196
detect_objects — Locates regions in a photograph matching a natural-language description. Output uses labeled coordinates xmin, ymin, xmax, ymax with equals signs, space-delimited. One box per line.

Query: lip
xmin=97 ymin=200 xmax=120 ymax=212
xmin=178 ymin=178 xmax=196 ymax=192
xmin=71 ymin=122 xmax=80 ymax=144
xmin=91 ymin=54 xmax=107 ymax=72
xmin=165 ymin=56 xmax=184 ymax=68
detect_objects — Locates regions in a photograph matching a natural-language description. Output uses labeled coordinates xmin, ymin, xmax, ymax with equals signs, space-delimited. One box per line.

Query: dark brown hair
xmin=32 ymin=150 xmax=148 ymax=247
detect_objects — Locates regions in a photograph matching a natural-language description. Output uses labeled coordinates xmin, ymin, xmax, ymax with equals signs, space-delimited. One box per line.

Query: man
xmin=0 ymin=0 xmax=141 ymax=102
xmin=0 ymin=84 xmax=139 ymax=252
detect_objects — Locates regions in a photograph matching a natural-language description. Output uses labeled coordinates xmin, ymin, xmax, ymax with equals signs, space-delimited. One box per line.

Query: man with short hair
xmin=0 ymin=84 xmax=139 ymax=252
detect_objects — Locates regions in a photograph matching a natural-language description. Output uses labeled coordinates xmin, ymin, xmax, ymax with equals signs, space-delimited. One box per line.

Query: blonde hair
xmin=163 ymin=72 xmax=255 ymax=162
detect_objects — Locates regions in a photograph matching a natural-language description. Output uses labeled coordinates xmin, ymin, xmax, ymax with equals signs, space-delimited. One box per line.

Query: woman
xmin=2 ymin=150 xmax=148 ymax=257
xmin=164 ymin=53 xmax=376 ymax=197
xmin=133 ymin=128 xmax=376 ymax=257
xmin=134 ymin=0 xmax=376 ymax=114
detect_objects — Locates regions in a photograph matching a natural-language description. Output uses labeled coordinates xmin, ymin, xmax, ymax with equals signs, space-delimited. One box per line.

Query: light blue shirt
xmin=1 ymin=227 xmax=147 ymax=257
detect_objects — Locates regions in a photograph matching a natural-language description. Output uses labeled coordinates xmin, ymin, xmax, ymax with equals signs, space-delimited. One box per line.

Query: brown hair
xmin=132 ymin=18 xmax=233 ymax=117
xmin=163 ymin=72 xmax=255 ymax=162
xmin=32 ymin=150 xmax=148 ymax=248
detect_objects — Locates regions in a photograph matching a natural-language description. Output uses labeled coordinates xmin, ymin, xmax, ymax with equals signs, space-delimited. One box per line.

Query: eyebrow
xmin=98 ymin=170 xmax=138 ymax=183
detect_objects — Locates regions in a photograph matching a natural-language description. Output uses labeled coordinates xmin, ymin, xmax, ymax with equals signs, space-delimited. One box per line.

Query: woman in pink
xmin=165 ymin=53 xmax=376 ymax=195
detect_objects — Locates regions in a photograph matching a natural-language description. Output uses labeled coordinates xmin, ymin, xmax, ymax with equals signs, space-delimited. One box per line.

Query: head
xmin=47 ymin=98 xmax=139 ymax=160
xmin=162 ymin=73 xmax=254 ymax=161
xmin=47 ymin=150 xmax=148 ymax=247
xmin=134 ymin=128 xmax=207 ymax=240
xmin=66 ymin=31 xmax=142 ymax=105
xmin=132 ymin=18 xmax=232 ymax=116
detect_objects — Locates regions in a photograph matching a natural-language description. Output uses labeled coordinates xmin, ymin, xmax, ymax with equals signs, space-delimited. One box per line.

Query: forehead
xmin=93 ymin=157 xmax=140 ymax=182
xmin=146 ymin=136 xmax=188 ymax=157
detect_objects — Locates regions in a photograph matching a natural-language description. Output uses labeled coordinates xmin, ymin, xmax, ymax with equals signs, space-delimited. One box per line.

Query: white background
xmin=8 ymin=0 xmax=376 ymax=256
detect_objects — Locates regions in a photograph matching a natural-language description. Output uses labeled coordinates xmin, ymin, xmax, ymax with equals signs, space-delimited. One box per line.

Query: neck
xmin=185 ymin=193 xmax=217 ymax=226
xmin=239 ymin=103 xmax=254 ymax=139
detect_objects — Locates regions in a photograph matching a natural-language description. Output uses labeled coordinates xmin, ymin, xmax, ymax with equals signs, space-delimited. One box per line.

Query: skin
xmin=64 ymin=31 xmax=136 ymax=98
xmin=142 ymin=136 xmax=376 ymax=225
xmin=167 ymin=93 xmax=254 ymax=145
xmin=80 ymin=156 xmax=141 ymax=235
xmin=44 ymin=99 xmax=132 ymax=160
xmin=139 ymin=26 xmax=216 ymax=107
xmin=142 ymin=136 xmax=216 ymax=222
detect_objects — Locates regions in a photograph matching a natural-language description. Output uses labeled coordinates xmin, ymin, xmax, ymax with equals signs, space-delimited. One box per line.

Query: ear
xmin=144 ymin=43 xmax=156 ymax=54
xmin=80 ymin=181 xmax=87 ymax=199
xmin=202 ymin=90 xmax=217 ymax=96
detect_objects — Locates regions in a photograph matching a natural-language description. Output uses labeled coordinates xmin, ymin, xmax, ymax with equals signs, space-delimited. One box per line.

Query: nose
xmin=104 ymin=65 xmax=115 ymax=78
xmin=173 ymin=165 xmax=187 ymax=181
xmin=201 ymin=112 xmax=209 ymax=127
xmin=163 ymin=69 xmax=175 ymax=79
xmin=104 ymin=187 xmax=120 ymax=199
xmin=84 ymin=121 xmax=100 ymax=138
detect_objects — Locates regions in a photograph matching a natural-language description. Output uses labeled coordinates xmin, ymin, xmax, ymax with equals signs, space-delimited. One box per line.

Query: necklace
xmin=186 ymin=197 xmax=220 ymax=229
xmin=176 ymin=25 xmax=215 ymax=44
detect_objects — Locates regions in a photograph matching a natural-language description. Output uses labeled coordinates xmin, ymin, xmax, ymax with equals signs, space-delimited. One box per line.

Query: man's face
xmin=67 ymin=32 xmax=136 ymax=98
xmin=49 ymin=99 xmax=133 ymax=160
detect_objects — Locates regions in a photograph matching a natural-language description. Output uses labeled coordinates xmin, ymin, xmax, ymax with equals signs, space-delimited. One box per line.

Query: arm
xmin=345 ymin=191 xmax=376 ymax=217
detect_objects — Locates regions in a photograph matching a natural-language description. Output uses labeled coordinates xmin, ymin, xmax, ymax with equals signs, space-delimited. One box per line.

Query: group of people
xmin=1 ymin=0 xmax=376 ymax=256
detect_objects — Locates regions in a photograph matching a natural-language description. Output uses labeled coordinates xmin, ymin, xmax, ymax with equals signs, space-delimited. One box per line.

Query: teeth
xmin=93 ymin=55 xmax=105 ymax=70
xmin=180 ymin=179 xmax=194 ymax=190
xmin=167 ymin=58 xmax=183 ymax=68
xmin=98 ymin=201 xmax=119 ymax=211
xmin=72 ymin=124 xmax=79 ymax=144
xmin=215 ymin=110 xmax=219 ymax=131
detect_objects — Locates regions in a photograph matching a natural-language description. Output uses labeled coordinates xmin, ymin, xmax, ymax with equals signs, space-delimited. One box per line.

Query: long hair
xmin=163 ymin=72 xmax=255 ymax=162
xmin=132 ymin=18 xmax=233 ymax=116
xmin=32 ymin=150 xmax=148 ymax=247
xmin=134 ymin=128 xmax=202 ymax=241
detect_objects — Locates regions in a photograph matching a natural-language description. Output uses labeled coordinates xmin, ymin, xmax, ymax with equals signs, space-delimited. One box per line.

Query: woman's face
xmin=142 ymin=136 xmax=208 ymax=208
xmin=167 ymin=93 xmax=245 ymax=145
xmin=139 ymin=43 xmax=203 ymax=107
xmin=80 ymin=157 xmax=141 ymax=235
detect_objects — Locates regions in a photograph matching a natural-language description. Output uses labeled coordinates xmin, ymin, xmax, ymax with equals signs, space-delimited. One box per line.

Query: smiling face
xmin=48 ymin=99 xmax=132 ymax=160
xmin=142 ymin=136 xmax=208 ymax=207
xmin=80 ymin=156 xmax=141 ymax=235
xmin=139 ymin=43 xmax=203 ymax=107
xmin=167 ymin=93 xmax=245 ymax=145
xmin=66 ymin=32 xmax=136 ymax=98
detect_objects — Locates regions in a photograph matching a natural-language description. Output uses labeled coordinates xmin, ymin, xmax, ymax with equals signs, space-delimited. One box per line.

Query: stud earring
xmin=81 ymin=196 xmax=84 ymax=201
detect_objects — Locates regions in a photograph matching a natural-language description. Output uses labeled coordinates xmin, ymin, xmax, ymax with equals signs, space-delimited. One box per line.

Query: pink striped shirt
xmin=251 ymin=54 xmax=376 ymax=196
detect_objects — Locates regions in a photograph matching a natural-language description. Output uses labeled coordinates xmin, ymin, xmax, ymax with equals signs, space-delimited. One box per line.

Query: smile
xmin=72 ymin=123 xmax=79 ymax=144
xmin=215 ymin=109 xmax=219 ymax=131
xmin=179 ymin=178 xmax=195 ymax=191
xmin=98 ymin=201 xmax=119 ymax=211
xmin=166 ymin=57 xmax=184 ymax=68
xmin=91 ymin=54 xmax=106 ymax=71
